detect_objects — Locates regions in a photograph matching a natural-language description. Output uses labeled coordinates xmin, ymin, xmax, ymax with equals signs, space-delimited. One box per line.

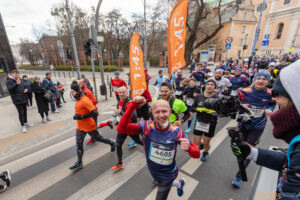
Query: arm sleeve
xmin=117 ymin=101 xmax=140 ymax=135
xmin=111 ymin=80 xmax=114 ymax=87
xmin=43 ymin=80 xmax=49 ymax=90
xmin=256 ymin=148 xmax=286 ymax=171
xmin=143 ymin=89 xmax=152 ymax=102
xmin=87 ymin=90 xmax=98 ymax=105
xmin=122 ymin=80 xmax=127 ymax=87
xmin=154 ymin=78 xmax=158 ymax=86
xmin=181 ymin=109 xmax=191 ymax=122
xmin=83 ymin=109 xmax=98 ymax=118
xmin=6 ymin=79 xmax=18 ymax=91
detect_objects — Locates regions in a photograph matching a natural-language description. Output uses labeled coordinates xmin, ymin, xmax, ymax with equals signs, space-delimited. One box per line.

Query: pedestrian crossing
xmin=0 ymin=118 xmax=245 ymax=200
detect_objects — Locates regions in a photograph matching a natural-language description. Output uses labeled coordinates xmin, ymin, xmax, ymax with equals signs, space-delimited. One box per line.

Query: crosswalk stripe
xmin=181 ymin=119 xmax=237 ymax=175
xmin=0 ymin=140 xmax=113 ymax=200
xmin=0 ymin=135 xmax=75 ymax=173
xmin=144 ymin=172 xmax=199 ymax=200
xmin=66 ymin=151 xmax=146 ymax=200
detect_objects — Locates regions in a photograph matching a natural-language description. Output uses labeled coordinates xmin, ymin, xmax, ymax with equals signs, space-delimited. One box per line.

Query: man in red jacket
xmin=111 ymin=72 xmax=127 ymax=101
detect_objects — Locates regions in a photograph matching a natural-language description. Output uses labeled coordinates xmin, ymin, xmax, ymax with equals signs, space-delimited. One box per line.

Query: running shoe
xmin=177 ymin=178 xmax=185 ymax=197
xmin=232 ymin=175 xmax=242 ymax=188
xmin=3 ymin=170 xmax=11 ymax=187
xmin=111 ymin=142 xmax=116 ymax=152
xmin=185 ymin=127 xmax=191 ymax=133
xmin=69 ymin=161 xmax=83 ymax=170
xmin=0 ymin=185 xmax=7 ymax=193
xmin=86 ymin=138 xmax=96 ymax=145
xmin=112 ymin=163 xmax=123 ymax=171
xmin=22 ymin=126 xmax=27 ymax=133
xmin=107 ymin=120 xmax=113 ymax=129
xmin=128 ymin=140 xmax=137 ymax=147
xmin=200 ymin=152 xmax=209 ymax=162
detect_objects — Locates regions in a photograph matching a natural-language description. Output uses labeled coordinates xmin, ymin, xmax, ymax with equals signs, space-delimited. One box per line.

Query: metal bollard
xmin=107 ymin=74 xmax=109 ymax=85
xmin=58 ymin=72 xmax=60 ymax=78
xmin=109 ymin=77 xmax=112 ymax=97
xmin=63 ymin=72 xmax=65 ymax=78
xmin=54 ymin=71 xmax=56 ymax=77
xmin=69 ymin=72 xmax=71 ymax=79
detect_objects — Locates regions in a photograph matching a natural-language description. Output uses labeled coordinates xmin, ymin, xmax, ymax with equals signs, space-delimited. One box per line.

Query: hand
xmin=173 ymin=120 xmax=182 ymax=127
xmin=24 ymin=89 xmax=28 ymax=93
xmin=265 ymin=109 xmax=272 ymax=117
xmin=17 ymin=79 xmax=21 ymax=85
xmin=231 ymin=142 xmax=251 ymax=160
xmin=179 ymin=138 xmax=190 ymax=152
xmin=73 ymin=114 xmax=84 ymax=120
xmin=193 ymin=93 xmax=197 ymax=97
xmin=114 ymin=108 xmax=121 ymax=115
xmin=133 ymin=96 xmax=146 ymax=107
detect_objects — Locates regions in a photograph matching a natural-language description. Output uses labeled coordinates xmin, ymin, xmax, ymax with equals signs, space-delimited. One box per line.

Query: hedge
xmin=18 ymin=65 xmax=122 ymax=72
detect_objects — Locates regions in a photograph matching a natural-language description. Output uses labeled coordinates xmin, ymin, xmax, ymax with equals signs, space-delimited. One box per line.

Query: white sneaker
xmin=46 ymin=116 xmax=51 ymax=121
xmin=42 ymin=118 xmax=47 ymax=123
xmin=22 ymin=126 xmax=27 ymax=133
xmin=24 ymin=123 xmax=34 ymax=127
xmin=53 ymin=110 xmax=60 ymax=113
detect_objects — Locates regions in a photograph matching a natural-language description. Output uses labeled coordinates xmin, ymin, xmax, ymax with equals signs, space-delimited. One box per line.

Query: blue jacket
xmin=256 ymin=141 xmax=300 ymax=199
xmin=43 ymin=78 xmax=56 ymax=93
xmin=22 ymin=79 xmax=32 ymax=93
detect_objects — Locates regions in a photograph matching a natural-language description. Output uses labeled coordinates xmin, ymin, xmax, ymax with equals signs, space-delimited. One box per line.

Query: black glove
xmin=73 ymin=114 xmax=84 ymax=120
xmin=231 ymin=142 xmax=251 ymax=160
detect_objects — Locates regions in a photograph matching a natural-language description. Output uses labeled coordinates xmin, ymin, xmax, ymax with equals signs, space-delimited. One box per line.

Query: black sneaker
xmin=111 ymin=142 xmax=116 ymax=152
xmin=69 ymin=161 xmax=83 ymax=170
xmin=3 ymin=170 xmax=11 ymax=187
xmin=0 ymin=185 xmax=7 ymax=193
xmin=199 ymin=144 xmax=204 ymax=150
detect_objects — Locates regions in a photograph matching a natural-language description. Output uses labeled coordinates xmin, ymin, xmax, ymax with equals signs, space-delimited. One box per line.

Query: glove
xmin=73 ymin=114 xmax=84 ymax=120
xmin=231 ymin=142 xmax=251 ymax=160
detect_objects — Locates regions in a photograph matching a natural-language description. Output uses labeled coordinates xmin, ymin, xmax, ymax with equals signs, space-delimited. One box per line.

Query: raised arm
xmin=117 ymin=101 xmax=140 ymax=135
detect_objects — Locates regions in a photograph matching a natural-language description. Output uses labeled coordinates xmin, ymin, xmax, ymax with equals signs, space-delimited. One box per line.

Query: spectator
xmin=32 ymin=76 xmax=50 ymax=123
xmin=57 ymin=82 xmax=66 ymax=103
xmin=111 ymin=72 xmax=127 ymax=101
xmin=71 ymin=78 xmax=78 ymax=88
xmin=43 ymin=72 xmax=59 ymax=113
xmin=144 ymin=69 xmax=151 ymax=88
xmin=6 ymin=70 xmax=33 ymax=133
xmin=22 ymin=75 xmax=34 ymax=110
xmin=81 ymin=74 xmax=93 ymax=92
xmin=54 ymin=83 xmax=62 ymax=108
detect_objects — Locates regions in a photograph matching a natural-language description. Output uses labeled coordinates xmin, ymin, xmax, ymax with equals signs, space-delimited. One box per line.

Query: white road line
xmin=67 ymin=151 xmax=146 ymax=200
xmin=144 ymin=172 xmax=199 ymax=200
xmin=181 ymin=119 xmax=237 ymax=175
xmin=1 ymin=140 xmax=113 ymax=200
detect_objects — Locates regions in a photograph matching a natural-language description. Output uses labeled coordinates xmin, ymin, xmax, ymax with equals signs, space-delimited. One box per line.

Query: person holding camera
xmin=210 ymin=69 xmax=232 ymax=97
xmin=43 ymin=72 xmax=59 ymax=113
xmin=191 ymin=79 xmax=218 ymax=162
xmin=231 ymin=61 xmax=300 ymax=197
xmin=232 ymin=70 xmax=276 ymax=188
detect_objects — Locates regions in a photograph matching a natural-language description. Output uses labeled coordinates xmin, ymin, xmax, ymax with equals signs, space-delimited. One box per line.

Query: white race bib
xmin=174 ymin=90 xmax=182 ymax=96
xmin=195 ymin=121 xmax=210 ymax=133
xmin=249 ymin=106 xmax=265 ymax=118
xmin=186 ymin=98 xmax=195 ymax=106
xmin=149 ymin=143 xmax=175 ymax=165
xmin=231 ymin=90 xmax=238 ymax=96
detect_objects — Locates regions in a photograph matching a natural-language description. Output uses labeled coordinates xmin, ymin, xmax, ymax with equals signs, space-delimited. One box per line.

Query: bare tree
xmin=19 ymin=38 xmax=42 ymax=65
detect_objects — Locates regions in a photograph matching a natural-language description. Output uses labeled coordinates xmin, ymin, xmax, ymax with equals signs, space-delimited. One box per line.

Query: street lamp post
xmin=144 ymin=0 xmax=147 ymax=68
xmin=65 ymin=0 xmax=81 ymax=80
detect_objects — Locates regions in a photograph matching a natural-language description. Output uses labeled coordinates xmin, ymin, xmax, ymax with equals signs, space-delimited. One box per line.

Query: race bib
xmin=195 ymin=121 xmax=210 ymax=133
xmin=186 ymin=98 xmax=195 ymax=106
xmin=231 ymin=90 xmax=238 ymax=96
xmin=249 ymin=106 xmax=265 ymax=118
xmin=149 ymin=142 xmax=175 ymax=165
xmin=174 ymin=90 xmax=182 ymax=96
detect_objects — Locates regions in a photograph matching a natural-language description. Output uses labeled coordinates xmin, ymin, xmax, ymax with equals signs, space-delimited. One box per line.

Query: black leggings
xmin=26 ymin=92 xmax=33 ymax=106
xmin=40 ymin=111 xmax=49 ymax=118
xmin=60 ymin=91 xmax=65 ymax=102
xmin=15 ymin=103 xmax=27 ymax=126
xmin=116 ymin=132 xmax=143 ymax=163
xmin=76 ymin=129 xmax=113 ymax=162
xmin=155 ymin=179 xmax=173 ymax=200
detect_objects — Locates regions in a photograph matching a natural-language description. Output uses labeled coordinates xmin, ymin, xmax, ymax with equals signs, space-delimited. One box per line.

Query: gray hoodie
xmin=209 ymin=77 xmax=232 ymax=97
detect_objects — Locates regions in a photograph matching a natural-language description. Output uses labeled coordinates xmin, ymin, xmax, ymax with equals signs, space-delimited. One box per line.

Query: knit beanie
xmin=272 ymin=75 xmax=291 ymax=99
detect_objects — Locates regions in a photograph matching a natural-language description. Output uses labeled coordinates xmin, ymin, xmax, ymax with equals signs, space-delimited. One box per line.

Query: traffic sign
xmin=225 ymin=43 xmax=231 ymax=50
xmin=262 ymin=40 xmax=269 ymax=46
xmin=225 ymin=37 xmax=233 ymax=44
xmin=264 ymin=34 xmax=270 ymax=39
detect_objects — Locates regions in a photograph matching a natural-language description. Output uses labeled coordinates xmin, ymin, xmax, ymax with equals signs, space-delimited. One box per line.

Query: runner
xmin=0 ymin=170 xmax=11 ymax=193
xmin=117 ymin=96 xmax=200 ymax=199
xmin=190 ymin=63 xmax=206 ymax=88
xmin=232 ymin=70 xmax=275 ymax=188
xmin=128 ymin=88 xmax=152 ymax=147
xmin=69 ymin=84 xmax=115 ymax=170
xmin=112 ymin=87 xmax=143 ymax=171
xmin=174 ymin=70 xmax=185 ymax=100
xmin=191 ymin=79 xmax=219 ymax=162
xmin=267 ymin=62 xmax=279 ymax=88
xmin=154 ymin=70 xmax=168 ymax=90
xmin=111 ymin=72 xmax=127 ymax=101
xmin=210 ymin=69 xmax=232 ymax=97
xmin=229 ymin=67 xmax=250 ymax=96
xmin=183 ymin=79 xmax=201 ymax=133
xmin=152 ymin=82 xmax=190 ymax=127
xmin=223 ymin=67 xmax=231 ymax=79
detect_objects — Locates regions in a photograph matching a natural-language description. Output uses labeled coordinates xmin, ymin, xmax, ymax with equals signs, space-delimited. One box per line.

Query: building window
xmin=256 ymin=3 xmax=267 ymax=12
xmin=240 ymin=38 xmax=244 ymax=45
xmin=243 ymin=11 xmax=248 ymax=19
xmin=283 ymin=0 xmax=290 ymax=5
xmin=242 ymin=25 xmax=246 ymax=33
xmin=276 ymin=23 xmax=284 ymax=39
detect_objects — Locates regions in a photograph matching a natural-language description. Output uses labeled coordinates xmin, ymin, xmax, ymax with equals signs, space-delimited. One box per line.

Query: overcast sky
xmin=0 ymin=0 xmax=158 ymax=44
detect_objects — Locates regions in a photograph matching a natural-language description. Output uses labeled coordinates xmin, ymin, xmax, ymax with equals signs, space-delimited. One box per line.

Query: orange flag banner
xmin=168 ymin=0 xmax=188 ymax=78
xmin=129 ymin=32 xmax=147 ymax=98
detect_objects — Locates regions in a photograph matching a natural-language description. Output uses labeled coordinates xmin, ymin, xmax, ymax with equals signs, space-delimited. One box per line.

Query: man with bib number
xmin=117 ymin=97 xmax=200 ymax=200
xmin=191 ymin=79 xmax=218 ymax=162
xmin=232 ymin=70 xmax=276 ymax=188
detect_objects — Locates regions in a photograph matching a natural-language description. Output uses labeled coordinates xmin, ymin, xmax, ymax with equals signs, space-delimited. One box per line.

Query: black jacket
xmin=6 ymin=77 xmax=27 ymax=105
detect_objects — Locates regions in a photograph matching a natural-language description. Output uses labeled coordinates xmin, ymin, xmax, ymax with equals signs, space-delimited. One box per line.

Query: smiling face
xmin=205 ymin=82 xmax=216 ymax=93
xmin=254 ymin=77 xmax=268 ymax=90
xmin=160 ymin=86 xmax=172 ymax=100
xmin=152 ymin=100 xmax=171 ymax=129
xmin=118 ymin=87 xmax=128 ymax=101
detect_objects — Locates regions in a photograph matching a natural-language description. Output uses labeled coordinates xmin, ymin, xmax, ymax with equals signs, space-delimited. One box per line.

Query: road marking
xmin=144 ymin=172 xmax=199 ymax=200
xmin=181 ymin=119 xmax=237 ymax=175
xmin=0 ymin=139 xmax=113 ymax=200
xmin=66 ymin=151 xmax=146 ymax=200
